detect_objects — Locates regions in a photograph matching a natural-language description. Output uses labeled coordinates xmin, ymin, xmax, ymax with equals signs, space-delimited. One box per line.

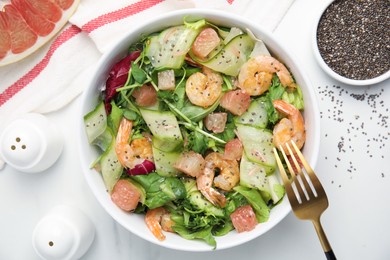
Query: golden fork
xmin=273 ymin=140 xmax=336 ymax=260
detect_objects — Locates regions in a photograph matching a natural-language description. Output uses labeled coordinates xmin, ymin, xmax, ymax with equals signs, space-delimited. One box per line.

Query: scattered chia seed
xmin=318 ymin=84 xmax=389 ymax=185
xmin=316 ymin=0 xmax=390 ymax=80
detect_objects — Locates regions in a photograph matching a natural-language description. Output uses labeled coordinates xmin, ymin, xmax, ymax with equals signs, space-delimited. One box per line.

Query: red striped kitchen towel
xmin=0 ymin=0 xmax=294 ymax=127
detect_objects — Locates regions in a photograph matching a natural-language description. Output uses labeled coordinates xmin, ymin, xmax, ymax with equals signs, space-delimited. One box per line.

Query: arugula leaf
xmin=131 ymin=63 xmax=147 ymax=83
xmin=186 ymin=127 xmax=208 ymax=154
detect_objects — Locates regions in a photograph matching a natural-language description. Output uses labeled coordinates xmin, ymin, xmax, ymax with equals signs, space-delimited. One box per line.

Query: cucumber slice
xmin=100 ymin=137 xmax=124 ymax=193
xmin=145 ymin=22 xmax=203 ymax=69
xmin=182 ymin=177 xmax=197 ymax=194
xmin=188 ymin=40 xmax=224 ymax=63
xmin=92 ymin=127 xmax=113 ymax=151
xmin=236 ymin=124 xmax=275 ymax=171
xmin=188 ymin=191 xmax=224 ymax=217
xmin=240 ymin=154 xmax=284 ymax=204
xmin=240 ymin=154 xmax=269 ymax=193
xmin=140 ymin=108 xmax=183 ymax=152
xmin=223 ymin=27 xmax=244 ymax=44
xmin=249 ymin=39 xmax=270 ymax=58
xmin=267 ymin=174 xmax=285 ymax=204
xmin=152 ymin=145 xmax=181 ymax=177
xmin=235 ymin=99 xmax=268 ymax=128
xmin=84 ymin=102 xmax=107 ymax=144
xmin=197 ymin=34 xmax=255 ymax=76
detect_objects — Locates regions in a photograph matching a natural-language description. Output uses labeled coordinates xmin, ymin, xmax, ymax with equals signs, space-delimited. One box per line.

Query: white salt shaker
xmin=0 ymin=113 xmax=63 ymax=173
xmin=32 ymin=205 xmax=95 ymax=260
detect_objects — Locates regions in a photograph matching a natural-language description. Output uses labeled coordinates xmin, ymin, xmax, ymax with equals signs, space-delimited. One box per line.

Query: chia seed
xmin=316 ymin=0 xmax=390 ymax=80
xmin=318 ymin=84 xmax=389 ymax=187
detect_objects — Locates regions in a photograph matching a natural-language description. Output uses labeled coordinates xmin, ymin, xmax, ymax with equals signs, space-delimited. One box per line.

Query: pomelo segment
xmin=0 ymin=0 xmax=80 ymax=66
xmin=0 ymin=13 xmax=11 ymax=59
xmin=12 ymin=0 xmax=55 ymax=37
xmin=25 ymin=0 xmax=62 ymax=23
xmin=3 ymin=5 xmax=37 ymax=54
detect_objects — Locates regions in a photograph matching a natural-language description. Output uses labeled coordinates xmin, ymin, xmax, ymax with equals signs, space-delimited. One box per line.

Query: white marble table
xmin=1 ymin=1 xmax=389 ymax=259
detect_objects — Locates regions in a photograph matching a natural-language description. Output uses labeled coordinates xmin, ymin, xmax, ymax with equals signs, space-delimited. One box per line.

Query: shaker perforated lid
xmin=0 ymin=113 xmax=63 ymax=173
xmin=33 ymin=216 xmax=78 ymax=260
xmin=32 ymin=205 xmax=95 ymax=260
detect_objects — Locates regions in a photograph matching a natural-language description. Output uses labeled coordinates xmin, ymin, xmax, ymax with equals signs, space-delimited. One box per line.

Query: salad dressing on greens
xmin=83 ymin=19 xmax=305 ymax=247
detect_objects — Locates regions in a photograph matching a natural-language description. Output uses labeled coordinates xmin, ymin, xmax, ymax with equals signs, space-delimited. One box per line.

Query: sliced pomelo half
xmin=0 ymin=0 xmax=80 ymax=66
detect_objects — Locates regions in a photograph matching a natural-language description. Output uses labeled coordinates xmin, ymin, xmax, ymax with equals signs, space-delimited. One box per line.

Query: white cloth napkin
xmin=0 ymin=0 xmax=294 ymax=129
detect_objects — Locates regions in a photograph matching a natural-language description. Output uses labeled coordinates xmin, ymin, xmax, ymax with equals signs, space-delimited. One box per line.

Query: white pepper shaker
xmin=0 ymin=113 xmax=63 ymax=173
xmin=32 ymin=205 xmax=95 ymax=260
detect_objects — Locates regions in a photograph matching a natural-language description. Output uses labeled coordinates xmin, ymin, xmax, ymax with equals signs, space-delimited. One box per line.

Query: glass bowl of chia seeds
xmin=313 ymin=0 xmax=390 ymax=86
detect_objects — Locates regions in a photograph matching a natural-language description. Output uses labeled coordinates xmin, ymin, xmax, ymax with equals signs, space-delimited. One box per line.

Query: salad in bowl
xmin=79 ymin=9 xmax=320 ymax=251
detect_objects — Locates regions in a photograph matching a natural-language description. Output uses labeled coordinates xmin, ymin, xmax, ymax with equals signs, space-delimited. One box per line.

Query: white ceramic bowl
xmin=78 ymin=9 xmax=320 ymax=251
xmin=312 ymin=0 xmax=390 ymax=86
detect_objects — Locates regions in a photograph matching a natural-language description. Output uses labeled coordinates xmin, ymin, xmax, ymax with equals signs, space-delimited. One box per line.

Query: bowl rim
xmin=312 ymin=0 xmax=390 ymax=86
xmin=78 ymin=8 xmax=321 ymax=251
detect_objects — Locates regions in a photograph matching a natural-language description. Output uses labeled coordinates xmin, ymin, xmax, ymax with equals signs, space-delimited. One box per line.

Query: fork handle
xmin=325 ymin=250 xmax=336 ymax=260
xmin=312 ymin=218 xmax=337 ymax=260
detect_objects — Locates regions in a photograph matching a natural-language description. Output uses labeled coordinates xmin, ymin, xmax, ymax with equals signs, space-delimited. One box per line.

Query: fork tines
xmin=273 ymin=140 xmax=325 ymax=205
xmin=273 ymin=141 xmax=336 ymax=259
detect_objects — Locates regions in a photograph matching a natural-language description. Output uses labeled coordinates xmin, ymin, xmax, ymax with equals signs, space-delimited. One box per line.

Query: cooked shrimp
xmin=185 ymin=67 xmax=222 ymax=108
xmin=145 ymin=207 xmax=174 ymax=241
xmin=197 ymin=152 xmax=240 ymax=207
xmin=273 ymin=99 xmax=306 ymax=154
xmin=210 ymin=153 xmax=240 ymax=191
xmin=238 ymin=54 xmax=297 ymax=96
xmin=197 ymin=161 xmax=227 ymax=208
xmin=115 ymin=117 xmax=153 ymax=169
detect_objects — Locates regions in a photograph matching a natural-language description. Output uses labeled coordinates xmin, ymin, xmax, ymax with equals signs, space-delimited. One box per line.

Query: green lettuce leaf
xmin=131 ymin=173 xmax=186 ymax=209
xmin=257 ymin=75 xmax=285 ymax=124
xmin=233 ymin=185 xmax=270 ymax=223
xmin=172 ymin=225 xmax=216 ymax=248
xmin=282 ymin=85 xmax=304 ymax=110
